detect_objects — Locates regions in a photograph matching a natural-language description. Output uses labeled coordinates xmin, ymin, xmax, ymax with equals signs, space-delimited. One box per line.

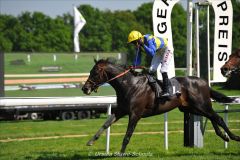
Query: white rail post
xmin=74 ymin=54 xmax=78 ymax=60
xmin=195 ymin=3 xmax=200 ymax=77
xmin=187 ymin=0 xmax=193 ymax=76
xmin=164 ymin=113 xmax=168 ymax=150
xmin=27 ymin=54 xmax=31 ymax=63
xmin=53 ymin=54 xmax=57 ymax=62
xmin=207 ymin=5 xmax=211 ymax=86
xmin=224 ymin=104 xmax=229 ymax=149
xmin=106 ymin=104 xmax=111 ymax=153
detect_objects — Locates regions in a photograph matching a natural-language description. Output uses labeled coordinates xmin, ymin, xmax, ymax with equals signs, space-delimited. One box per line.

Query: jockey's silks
xmin=134 ymin=34 xmax=168 ymax=66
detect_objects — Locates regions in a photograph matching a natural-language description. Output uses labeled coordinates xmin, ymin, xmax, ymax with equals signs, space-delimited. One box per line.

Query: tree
xmin=232 ymin=0 xmax=240 ymax=51
xmin=133 ymin=2 xmax=153 ymax=33
xmin=171 ymin=3 xmax=187 ymax=67
xmin=79 ymin=5 xmax=112 ymax=52
xmin=0 ymin=15 xmax=20 ymax=52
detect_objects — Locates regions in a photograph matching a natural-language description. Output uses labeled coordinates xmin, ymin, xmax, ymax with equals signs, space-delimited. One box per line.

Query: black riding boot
xmin=152 ymin=81 xmax=161 ymax=98
xmin=146 ymin=74 xmax=161 ymax=99
xmin=161 ymin=72 xmax=170 ymax=98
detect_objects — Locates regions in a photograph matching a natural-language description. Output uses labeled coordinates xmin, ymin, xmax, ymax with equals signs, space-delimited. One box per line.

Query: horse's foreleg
xmin=120 ymin=115 xmax=140 ymax=153
xmin=87 ymin=114 xmax=116 ymax=146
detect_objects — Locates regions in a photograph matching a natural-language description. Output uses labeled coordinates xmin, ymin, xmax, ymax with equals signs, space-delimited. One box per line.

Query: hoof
xmin=224 ymin=136 xmax=230 ymax=142
xmin=86 ymin=141 xmax=94 ymax=146
xmin=230 ymin=135 xmax=240 ymax=142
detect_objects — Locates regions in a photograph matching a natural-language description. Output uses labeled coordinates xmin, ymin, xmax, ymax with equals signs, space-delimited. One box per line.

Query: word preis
xmin=215 ymin=1 xmax=232 ymax=62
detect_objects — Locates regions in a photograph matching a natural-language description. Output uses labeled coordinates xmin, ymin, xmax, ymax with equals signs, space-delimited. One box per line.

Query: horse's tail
xmin=210 ymin=88 xmax=240 ymax=103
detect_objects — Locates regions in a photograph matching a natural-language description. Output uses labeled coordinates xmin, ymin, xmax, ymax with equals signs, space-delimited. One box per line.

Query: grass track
xmin=0 ymin=107 xmax=240 ymax=160
xmin=5 ymin=53 xmax=120 ymax=74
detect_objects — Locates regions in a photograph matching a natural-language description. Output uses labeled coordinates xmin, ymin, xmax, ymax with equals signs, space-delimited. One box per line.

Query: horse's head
xmin=221 ymin=49 xmax=240 ymax=77
xmin=82 ymin=59 xmax=112 ymax=95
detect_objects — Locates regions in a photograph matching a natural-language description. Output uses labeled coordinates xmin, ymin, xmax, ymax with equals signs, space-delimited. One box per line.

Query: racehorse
xmin=82 ymin=59 xmax=240 ymax=153
xmin=221 ymin=49 xmax=240 ymax=77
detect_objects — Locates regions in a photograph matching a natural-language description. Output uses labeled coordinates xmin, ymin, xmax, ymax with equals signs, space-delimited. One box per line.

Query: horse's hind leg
xmin=188 ymin=101 xmax=231 ymax=142
xmin=210 ymin=120 xmax=229 ymax=141
xmin=210 ymin=112 xmax=240 ymax=142
xmin=87 ymin=111 xmax=125 ymax=146
xmin=195 ymin=103 xmax=240 ymax=142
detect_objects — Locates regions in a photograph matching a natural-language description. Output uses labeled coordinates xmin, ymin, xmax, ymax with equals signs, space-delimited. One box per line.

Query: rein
xmin=104 ymin=66 xmax=145 ymax=83
xmin=104 ymin=69 xmax=131 ymax=84
xmin=87 ymin=68 xmax=131 ymax=92
xmin=87 ymin=65 xmax=145 ymax=92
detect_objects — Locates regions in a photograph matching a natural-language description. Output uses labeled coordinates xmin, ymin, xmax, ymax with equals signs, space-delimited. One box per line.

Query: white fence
xmin=0 ymin=96 xmax=116 ymax=106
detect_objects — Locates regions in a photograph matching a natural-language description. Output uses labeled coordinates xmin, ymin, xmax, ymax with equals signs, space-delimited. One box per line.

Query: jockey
xmin=127 ymin=30 xmax=173 ymax=99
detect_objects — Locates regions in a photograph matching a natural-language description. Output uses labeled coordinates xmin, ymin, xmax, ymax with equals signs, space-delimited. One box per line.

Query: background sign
xmin=152 ymin=0 xmax=179 ymax=79
xmin=212 ymin=0 xmax=233 ymax=82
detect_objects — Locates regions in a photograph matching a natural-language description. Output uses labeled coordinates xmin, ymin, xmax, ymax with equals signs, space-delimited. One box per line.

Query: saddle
xmin=146 ymin=74 xmax=181 ymax=99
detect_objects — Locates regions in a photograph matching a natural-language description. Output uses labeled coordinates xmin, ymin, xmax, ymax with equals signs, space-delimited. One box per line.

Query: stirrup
xmin=161 ymin=92 xmax=170 ymax=97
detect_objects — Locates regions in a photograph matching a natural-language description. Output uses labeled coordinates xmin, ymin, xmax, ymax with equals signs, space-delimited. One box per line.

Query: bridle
xmin=225 ymin=56 xmax=240 ymax=71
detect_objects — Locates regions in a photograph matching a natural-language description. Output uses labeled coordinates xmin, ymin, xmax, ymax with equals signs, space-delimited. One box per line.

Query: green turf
xmin=5 ymin=53 xmax=119 ymax=74
xmin=5 ymin=53 xmax=187 ymax=76
xmin=5 ymin=86 xmax=115 ymax=97
xmin=0 ymin=108 xmax=240 ymax=160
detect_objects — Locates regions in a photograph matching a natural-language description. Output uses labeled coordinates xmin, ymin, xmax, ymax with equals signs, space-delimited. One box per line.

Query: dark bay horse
xmin=221 ymin=49 xmax=240 ymax=77
xmin=82 ymin=59 xmax=240 ymax=153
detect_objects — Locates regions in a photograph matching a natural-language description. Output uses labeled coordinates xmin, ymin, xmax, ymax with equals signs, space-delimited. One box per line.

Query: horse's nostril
xmin=82 ymin=86 xmax=87 ymax=92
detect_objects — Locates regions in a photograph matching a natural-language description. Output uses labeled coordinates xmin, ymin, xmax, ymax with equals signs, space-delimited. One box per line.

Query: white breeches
xmin=149 ymin=46 xmax=173 ymax=73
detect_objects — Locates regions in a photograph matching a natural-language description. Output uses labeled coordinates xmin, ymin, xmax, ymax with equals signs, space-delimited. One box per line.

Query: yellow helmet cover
xmin=127 ymin=31 xmax=143 ymax=43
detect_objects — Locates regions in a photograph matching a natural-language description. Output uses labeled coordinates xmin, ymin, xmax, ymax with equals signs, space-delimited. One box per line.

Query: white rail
xmin=0 ymin=96 xmax=116 ymax=106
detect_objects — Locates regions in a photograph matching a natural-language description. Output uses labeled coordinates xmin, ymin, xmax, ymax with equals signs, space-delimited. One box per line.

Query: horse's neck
xmin=107 ymin=69 xmax=135 ymax=95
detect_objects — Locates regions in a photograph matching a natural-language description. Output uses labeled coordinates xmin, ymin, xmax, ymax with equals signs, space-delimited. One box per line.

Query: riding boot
xmin=161 ymin=72 xmax=171 ymax=98
xmin=146 ymin=74 xmax=161 ymax=99
xmin=152 ymin=81 xmax=161 ymax=98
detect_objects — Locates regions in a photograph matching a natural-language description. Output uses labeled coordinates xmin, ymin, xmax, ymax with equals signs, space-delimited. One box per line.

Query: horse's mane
xmin=95 ymin=58 xmax=125 ymax=69
xmin=95 ymin=59 xmax=113 ymax=65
